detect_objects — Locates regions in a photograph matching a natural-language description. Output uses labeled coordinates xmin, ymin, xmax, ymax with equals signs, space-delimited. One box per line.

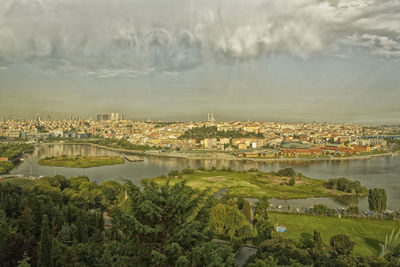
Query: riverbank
xmin=49 ymin=141 xmax=398 ymax=163
xmin=142 ymin=169 xmax=368 ymax=199
xmin=38 ymin=155 xmax=125 ymax=168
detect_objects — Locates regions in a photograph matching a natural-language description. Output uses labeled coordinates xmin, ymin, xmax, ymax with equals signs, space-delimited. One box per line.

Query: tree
xmin=277 ymin=168 xmax=295 ymax=177
xmin=237 ymin=197 xmax=251 ymax=220
xmin=368 ymin=188 xmax=387 ymax=213
xmin=210 ymin=203 xmax=227 ymax=234
xmin=57 ymin=223 xmax=74 ymax=246
xmin=313 ymin=230 xmax=322 ymax=250
xmin=38 ymin=215 xmax=53 ymax=267
xmin=288 ymin=177 xmax=296 ymax=186
xmin=347 ymin=206 xmax=359 ymax=215
xmin=111 ymin=181 xmax=234 ymax=266
xmin=330 ymin=234 xmax=354 ymax=255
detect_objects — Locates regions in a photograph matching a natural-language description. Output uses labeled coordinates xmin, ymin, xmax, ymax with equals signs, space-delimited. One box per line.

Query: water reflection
xmin=11 ymin=144 xmax=400 ymax=210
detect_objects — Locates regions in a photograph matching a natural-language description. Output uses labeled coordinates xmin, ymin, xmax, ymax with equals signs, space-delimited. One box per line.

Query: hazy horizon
xmin=0 ymin=0 xmax=399 ymax=123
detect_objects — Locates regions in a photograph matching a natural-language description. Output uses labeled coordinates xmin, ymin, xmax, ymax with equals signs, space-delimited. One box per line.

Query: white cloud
xmin=0 ymin=0 xmax=399 ymax=75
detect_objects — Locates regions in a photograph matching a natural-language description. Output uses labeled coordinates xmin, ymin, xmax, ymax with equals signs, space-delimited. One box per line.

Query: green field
xmin=143 ymin=169 xmax=366 ymax=199
xmin=38 ymin=155 xmax=125 ymax=168
xmin=269 ymin=212 xmax=400 ymax=256
xmin=0 ymin=178 xmax=38 ymax=190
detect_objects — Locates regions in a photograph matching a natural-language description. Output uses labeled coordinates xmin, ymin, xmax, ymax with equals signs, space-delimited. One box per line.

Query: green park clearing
xmin=269 ymin=212 xmax=400 ymax=256
xmin=38 ymin=155 xmax=125 ymax=168
xmin=143 ymin=169 xmax=367 ymax=199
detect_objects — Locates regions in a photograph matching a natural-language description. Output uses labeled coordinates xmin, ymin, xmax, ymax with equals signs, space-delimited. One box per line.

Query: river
xmin=11 ymin=143 xmax=400 ymax=210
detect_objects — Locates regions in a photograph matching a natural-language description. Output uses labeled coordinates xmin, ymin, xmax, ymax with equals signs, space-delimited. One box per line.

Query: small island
xmin=143 ymin=167 xmax=368 ymax=199
xmin=38 ymin=155 xmax=125 ymax=168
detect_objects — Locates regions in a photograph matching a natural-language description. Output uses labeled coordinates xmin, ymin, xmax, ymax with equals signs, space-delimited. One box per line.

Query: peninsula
xmin=143 ymin=168 xmax=368 ymax=199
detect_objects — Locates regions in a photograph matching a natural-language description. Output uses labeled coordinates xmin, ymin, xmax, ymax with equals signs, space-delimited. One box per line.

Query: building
xmin=207 ymin=113 xmax=216 ymax=122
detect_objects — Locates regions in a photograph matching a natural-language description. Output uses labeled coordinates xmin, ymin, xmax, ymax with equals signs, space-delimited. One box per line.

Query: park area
xmin=269 ymin=212 xmax=399 ymax=256
xmin=143 ymin=168 xmax=367 ymax=199
xmin=38 ymin=155 xmax=124 ymax=168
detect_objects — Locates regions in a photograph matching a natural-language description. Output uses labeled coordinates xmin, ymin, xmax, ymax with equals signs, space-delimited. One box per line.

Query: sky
xmin=0 ymin=0 xmax=399 ymax=123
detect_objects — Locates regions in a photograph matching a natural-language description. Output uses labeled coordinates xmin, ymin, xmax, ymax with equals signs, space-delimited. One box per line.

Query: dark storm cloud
xmin=0 ymin=0 xmax=399 ymax=76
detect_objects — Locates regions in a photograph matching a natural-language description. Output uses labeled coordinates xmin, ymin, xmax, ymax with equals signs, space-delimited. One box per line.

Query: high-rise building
xmin=110 ymin=113 xmax=121 ymax=121
xmin=96 ymin=114 xmax=110 ymax=121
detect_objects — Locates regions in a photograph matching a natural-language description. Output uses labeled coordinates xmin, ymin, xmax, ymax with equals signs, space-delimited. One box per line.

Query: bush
xmin=168 ymin=170 xmax=180 ymax=177
xmin=310 ymin=204 xmax=336 ymax=216
xmin=288 ymin=177 xmax=295 ymax=186
xmin=0 ymin=161 xmax=14 ymax=174
xmin=230 ymin=237 xmax=243 ymax=252
xmin=330 ymin=234 xmax=354 ymax=255
xmin=248 ymin=168 xmax=258 ymax=172
xmin=182 ymin=168 xmax=195 ymax=174
xmin=277 ymin=168 xmax=295 ymax=177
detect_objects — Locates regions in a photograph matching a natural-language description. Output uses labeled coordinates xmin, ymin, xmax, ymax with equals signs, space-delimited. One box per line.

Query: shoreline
xmin=44 ymin=142 xmax=399 ymax=163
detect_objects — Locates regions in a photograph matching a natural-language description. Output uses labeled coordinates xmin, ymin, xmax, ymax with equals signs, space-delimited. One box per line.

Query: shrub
xmin=168 ymin=170 xmax=180 ymax=177
xmin=182 ymin=168 xmax=195 ymax=174
xmin=288 ymin=177 xmax=296 ymax=186
xmin=330 ymin=234 xmax=354 ymax=255
xmin=230 ymin=237 xmax=243 ymax=252
xmin=310 ymin=204 xmax=336 ymax=216
xmin=277 ymin=168 xmax=295 ymax=177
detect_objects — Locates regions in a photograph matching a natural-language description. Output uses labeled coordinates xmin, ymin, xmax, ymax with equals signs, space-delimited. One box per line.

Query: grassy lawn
xmin=38 ymin=155 xmax=125 ymax=168
xmin=143 ymin=170 xmax=366 ymax=199
xmin=269 ymin=212 xmax=400 ymax=256
xmin=0 ymin=178 xmax=37 ymax=190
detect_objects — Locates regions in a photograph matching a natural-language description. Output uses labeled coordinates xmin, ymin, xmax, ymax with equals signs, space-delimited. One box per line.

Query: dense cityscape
xmin=1 ymin=113 xmax=399 ymax=160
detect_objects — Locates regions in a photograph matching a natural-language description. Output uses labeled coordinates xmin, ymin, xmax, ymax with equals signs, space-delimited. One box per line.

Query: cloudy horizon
xmin=0 ymin=0 xmax=399 ymax=123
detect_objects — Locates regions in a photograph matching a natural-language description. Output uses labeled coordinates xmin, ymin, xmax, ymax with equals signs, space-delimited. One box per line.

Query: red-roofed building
xmin=281 ymin=148 xmax=324 ymax=157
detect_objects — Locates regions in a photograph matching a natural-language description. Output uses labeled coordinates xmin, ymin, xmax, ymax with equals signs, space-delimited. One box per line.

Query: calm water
xmin=12 ymin=144 xmax=400 ymax=210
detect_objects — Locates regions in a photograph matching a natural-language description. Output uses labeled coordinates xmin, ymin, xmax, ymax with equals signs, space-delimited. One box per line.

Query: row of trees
xmin=324 ymin=177 xmax=367 ymax=194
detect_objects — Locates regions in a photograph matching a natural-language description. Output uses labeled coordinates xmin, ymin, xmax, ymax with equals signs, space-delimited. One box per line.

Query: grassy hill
xmin=143 ymin=169 xmax=367 ymax=199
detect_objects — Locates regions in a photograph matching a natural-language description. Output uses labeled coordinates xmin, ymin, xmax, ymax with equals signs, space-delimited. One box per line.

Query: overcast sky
xmin=0 ymin=0 xmax=399 ymax=122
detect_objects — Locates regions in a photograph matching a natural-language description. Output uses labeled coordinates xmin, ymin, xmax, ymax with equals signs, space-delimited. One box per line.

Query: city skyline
xmin=0 ymin=0 xmax=399 ymax=123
